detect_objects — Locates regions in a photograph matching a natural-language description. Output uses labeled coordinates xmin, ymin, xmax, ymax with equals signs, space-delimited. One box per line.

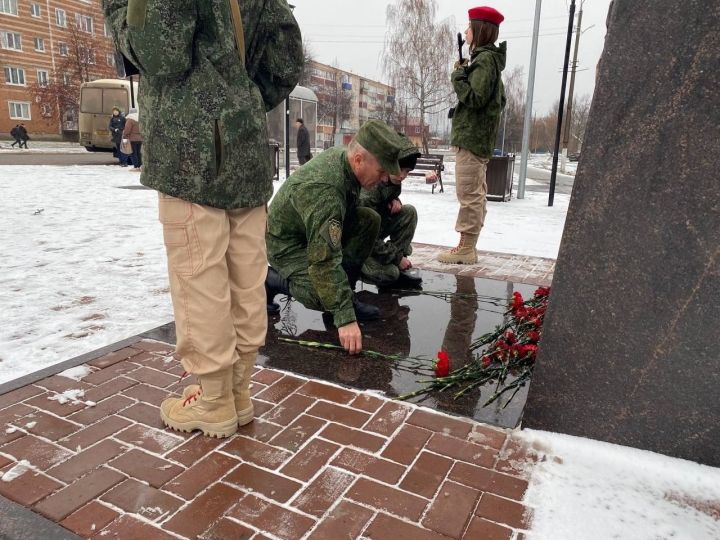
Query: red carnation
xmin=481 ymin=355 xmax=492 ymax=368
xmin=535 ymin=287 xmax=550 ymax=298
xmin=527 ymin=330 xmax=541 ymax=342
xmin=435 ymin=351 xmax=450 ymax=377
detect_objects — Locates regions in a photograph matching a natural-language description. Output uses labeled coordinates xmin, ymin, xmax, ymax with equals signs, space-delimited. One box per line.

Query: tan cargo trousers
xmin=158 ymin=194 xmax=268 ymax=376
xmin=454 ymin=148 xmax=490 ymax=235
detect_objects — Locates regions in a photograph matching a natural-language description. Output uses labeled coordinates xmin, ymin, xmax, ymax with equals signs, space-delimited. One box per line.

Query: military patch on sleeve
xmin=321 ymin=218 xmax=343 ymax=249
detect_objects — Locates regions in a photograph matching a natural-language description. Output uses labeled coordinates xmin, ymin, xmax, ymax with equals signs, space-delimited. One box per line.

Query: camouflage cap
xmin=355 ymin=119 xmax=402 ymax=176
xmin=397 ymin=134 xmax=421 ymax=164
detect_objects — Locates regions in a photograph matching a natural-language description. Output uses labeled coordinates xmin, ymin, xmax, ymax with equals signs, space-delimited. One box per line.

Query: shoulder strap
xmin=228 ymin=0 xmax=246 ymax=66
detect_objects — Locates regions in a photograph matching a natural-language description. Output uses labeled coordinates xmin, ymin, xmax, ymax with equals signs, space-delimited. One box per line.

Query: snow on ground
xmin=519 ymin=430 xmax=720 ymax=540
xmin=0 ymin=141 xmax=91 ymax=154
xmin=0 ymin=161 xmax=567 ymax=383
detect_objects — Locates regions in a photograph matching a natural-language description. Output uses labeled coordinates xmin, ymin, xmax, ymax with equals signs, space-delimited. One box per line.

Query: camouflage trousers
xmin=286 ymin=207 xmax=380 ymax=311
xmin=361 ymin=204 xmax=418 ymax=286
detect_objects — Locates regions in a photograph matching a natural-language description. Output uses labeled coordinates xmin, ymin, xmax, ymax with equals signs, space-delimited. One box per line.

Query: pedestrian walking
xmin=296 ymin=118 xmax=312 ymax=165
xmin=122 ymin=108 xmax=142 ymax=171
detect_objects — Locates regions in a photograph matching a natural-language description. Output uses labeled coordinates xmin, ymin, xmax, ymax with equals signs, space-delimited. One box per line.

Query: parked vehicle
xmin=568 ymin=152 xmax=581 ymax=162
xmin=79 ymin=79 xmax=139 ymax=152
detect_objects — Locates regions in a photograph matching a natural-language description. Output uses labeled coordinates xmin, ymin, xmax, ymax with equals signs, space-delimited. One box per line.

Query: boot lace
xmin=182 ymin=387 xmax=202 ymax=407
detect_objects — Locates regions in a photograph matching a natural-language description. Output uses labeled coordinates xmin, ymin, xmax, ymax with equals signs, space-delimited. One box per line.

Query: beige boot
xmin=437 ymin=233 xmax=479 ymax=264
xmin=161 ymin=367 xmax=238 ymax=438
xmin=181 ymin=351 xmax=256 ymax=426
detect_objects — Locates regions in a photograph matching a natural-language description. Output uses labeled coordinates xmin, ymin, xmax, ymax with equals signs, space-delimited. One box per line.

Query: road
xmin=0 ymin=150 xmax=116 ymax=166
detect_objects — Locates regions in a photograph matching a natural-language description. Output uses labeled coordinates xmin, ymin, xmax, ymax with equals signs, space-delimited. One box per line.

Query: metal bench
xmin=407 ymin=153 xmax=445 ymax=194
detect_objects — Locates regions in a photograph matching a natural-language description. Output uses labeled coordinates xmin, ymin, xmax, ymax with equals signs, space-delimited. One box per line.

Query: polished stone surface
xmin=144 ymin=272 xmax=535 ymax=428
xmin=523 ymin=0 xmax=720 ymax=466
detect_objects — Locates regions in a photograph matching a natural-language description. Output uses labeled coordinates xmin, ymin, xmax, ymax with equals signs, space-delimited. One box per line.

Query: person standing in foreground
xmin=438 ymin=6 xmax=506 ymax=264
xmin=103 ymin=0 xmax=302 ymax=438
xmin=296 ymin=118 xmax=312 ymax=165
xmin=109 ymin=107 xmax=126 ymax=163
xmin=265 ymin=119 xmax=405 ymax=354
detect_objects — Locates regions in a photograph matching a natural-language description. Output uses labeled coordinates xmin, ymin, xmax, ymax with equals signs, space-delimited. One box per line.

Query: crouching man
xmin=265 ymin=120 xmax=405 ymax=354
xmin=103 ymin=0 xmax=302 ymax=438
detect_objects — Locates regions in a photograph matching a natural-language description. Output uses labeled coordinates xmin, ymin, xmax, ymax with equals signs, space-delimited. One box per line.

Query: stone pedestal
xmin=522 ymin=0 xmax=720 ymax=466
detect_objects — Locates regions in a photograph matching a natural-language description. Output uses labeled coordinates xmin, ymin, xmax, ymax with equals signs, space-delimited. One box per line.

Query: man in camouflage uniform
xmin=359 ymin=137 xmax=423 ymax=289
xmin=266 ymin=120 xmax=405 ymax=354
xmin=103 ymin=0 xmax=302 ymax=438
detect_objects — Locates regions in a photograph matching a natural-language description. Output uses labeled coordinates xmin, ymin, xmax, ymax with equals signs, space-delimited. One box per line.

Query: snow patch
xmin=1 ymin=460 xmax=33 ymax=482
xmin=58 ymin=365 xmax=93 ymax=380
xmin=48 ymin=389 xmax=86 ymax=404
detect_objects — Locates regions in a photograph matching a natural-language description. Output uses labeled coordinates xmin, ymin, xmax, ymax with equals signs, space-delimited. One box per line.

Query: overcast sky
xmin=292 ymin=0 xmax=612 ymax=115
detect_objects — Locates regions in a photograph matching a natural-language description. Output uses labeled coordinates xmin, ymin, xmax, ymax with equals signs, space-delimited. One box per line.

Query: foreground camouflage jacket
xmin=267 ymin=147 xmax=361 ymax=326
xmin=103 ymin=0 xmax=302 ymax=209
xmin=450 ymin=42 xmax=507 ymax=159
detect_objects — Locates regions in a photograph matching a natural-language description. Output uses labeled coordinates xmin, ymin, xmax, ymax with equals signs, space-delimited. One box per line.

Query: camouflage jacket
xmin=267 ymin=147 xmax=360 ymax=326
xmin=450 ymin=42 xmax=507 ymax=159
xmin=102 ymin=0 xmax=302 ymax=209
xmin=359 ymin=181 xmax=401 ymax=218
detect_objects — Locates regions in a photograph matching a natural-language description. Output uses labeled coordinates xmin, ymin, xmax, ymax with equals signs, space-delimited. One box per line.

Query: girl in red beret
xmin=438 ymin=6 xmax=507 ymax=264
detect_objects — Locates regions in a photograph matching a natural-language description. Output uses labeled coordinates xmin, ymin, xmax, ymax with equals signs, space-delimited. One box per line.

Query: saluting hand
xmin=338 ymin=321 xmax=362 ymax=354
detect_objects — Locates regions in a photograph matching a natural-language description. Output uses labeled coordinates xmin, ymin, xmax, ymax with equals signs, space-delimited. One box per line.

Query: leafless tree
xmin=298 ymin=39 xmax=316 ymax=87
xmin=569 ymin=93 xmax=592 ymax=152
xmin=382 ymin=0 xmax=455 ymax=153
xmin=315 ymin=77 xmax=354 ymax=142
xmin=496 ymin=65 xmax=526 ymax=153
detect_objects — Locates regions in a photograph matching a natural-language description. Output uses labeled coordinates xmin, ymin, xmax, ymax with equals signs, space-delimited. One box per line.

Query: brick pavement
xmin=0 ymin=339 xmax=535 ymax=539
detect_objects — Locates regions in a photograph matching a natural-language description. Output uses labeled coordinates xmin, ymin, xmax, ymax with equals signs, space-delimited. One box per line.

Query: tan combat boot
xmin=161 ymin=366 xmax=238 ymax=438
xmin=437 ymin=233 xmax=479 ymax=264
xmin=181 ymin=352 xmax=256 ymax=426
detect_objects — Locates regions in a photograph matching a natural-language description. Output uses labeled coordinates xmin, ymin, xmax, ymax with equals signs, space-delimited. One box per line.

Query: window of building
xmin=62 ymin=72 xmax=70 ymax=85
xmin=56 ymin=9 xmax=66 ymax=27
xmin=79 ymin=46 xmax=95 ymax=64
xmin=34 ymin=37 xmax=44 ymax=51
xmin=104 ymin=22 xmax=110 ymax=37
xmin=106 ymin=52 xmax=115 ymax=67
xmin=4 ymin=66 xmax=25 ymax=85
xmin=58 ymin=42 xmax=68 ymax=56
xmin=0 ymin=0 xmax=18 ymax=16
xmin=37 ymin=69 xmax=48 ymax=86
xmin=1 ymin=31 xmax=22 ymax=51
xmin=41 ymin=103 xmax=52 ymax=117
xmin=9 ymin=101 xmax=31 ymax=120
xmin=75 ymin=14 xmax=93 ymax=34
xmin=30 ymin=3 xmax=40 ymax=17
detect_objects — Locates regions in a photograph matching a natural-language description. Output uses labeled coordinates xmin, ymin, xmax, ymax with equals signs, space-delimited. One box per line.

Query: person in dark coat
xmin=10 ymin=125 xmax=21 ymax=148
xmin=109 ymin=107 xmax=126 ymax=162
xmin=295 ymin=118 xmax=312 ymax=165
xmin=17 ymin=124 xmax=29 ymax=148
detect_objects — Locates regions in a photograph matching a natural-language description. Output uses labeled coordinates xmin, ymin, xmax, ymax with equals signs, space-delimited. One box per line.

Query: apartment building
xmin=0 ymin=0 xmax=115 ymax=136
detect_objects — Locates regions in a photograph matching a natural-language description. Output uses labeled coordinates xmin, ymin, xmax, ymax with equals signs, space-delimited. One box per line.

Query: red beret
xmin=468 ymin=6 xmax=504 ymax=25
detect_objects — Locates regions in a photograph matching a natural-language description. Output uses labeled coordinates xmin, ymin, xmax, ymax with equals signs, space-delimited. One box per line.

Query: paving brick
xmin=58 ymin=416 xmax=132 ymax=451
xmin=307 ymin=500 xmax=374 ymax=540
xmin=228 ymin=493 xmax=315 ymax=540
xmin=82 ymin=376 xmax=138 ymax=403
xmin=422 ymin=480 xmax=480 ymax=538
xmin=164 ymin=451 xmax=240 ymax=500
xmin=221 ymin=435 xmax=292 ymax=469
xmin=364 ymin=401 xmax=411 ymax=436
xmin=98 ymin=513 xmax=178 ymax=539
xmin=110 ymin=448 xmax=183 ymax=488
xmin=449 ymin=462 xmax=528 ymax=501
xmin=9 ymin=410 xmax=81 ymax=441
xmin=24 ymin=392 xmax=88 ymax=417
xmin=251 ymin=368 xmax=285 ymax=386
xmin=60 ymin=501 xmax=120 ymax=538
xmin=306 ymin=401 xmax=370 ymax=428
xmin=136 ymin=351 xmax=179 ymax=371
xmin=270 ymin=414 xmax=326 ymax=452
xmin=399 ymin=451 xmax=453 ymax=499
xmin=346 ymin=478 xmax=428 ymax=521
xmin=200 ymin=518 xmax=254 ymax=540
xmin=88 ymin=346 xmax=145 ymax=368
xmin=475 ymin=493 xmax=530 ymax=529
xmin=254 ymin=375 xmax=305 ymax=403
xmin=115 ymin=423 xmax=185 ymax=454
xmin=281 ymin=438 xmax=340 ymax=482
xmin=225 ymin=462 xmax=302 ymax=503
xmin=121 ymin=382 xmax=173 ymax=406
xmin=126 ymin=366 xmax=179 ymax=388
xmin=261 ymin=393 xmax=314 ymax=425
xmin=166 ymin=434 xmax=224 ymax=467
xmin=349 ymin=393 xmax=384 ymax=413
xmin=467 ymin=424 xmax=508 ymax=450
xmin=68 ymin=394 xmax=134 ymax=425
xmin=235 ymin=418 xmax=283 ymax=443
xmin=297 ymin=380 xmax=356 ymax=404
xmin=0 ymin=435 xmax=73 ymax=470
xmin=117 ymin=401 xmax=166 ymax=429
xmin=426 ymin=433 xmax=496 ymax=468
xmin=81 ymin=361 xmax=140 ymax=386
xmin=251 ymin=398 xmax=276 ymax=417
xmin=464 ymin=517 xmax=513 ymax=540
xmin=293 ymin=467 xmax=355 ymax=517
xmin=0 ymin=455 xmax=10 ymax=468
xmin=381 ymin=424 xmax=432 ymax=465
xmin=0 ymin=467 xmax=63 ymax=506
xmin=363 ymin=513 xmax=451 ymax=540
xmin=406 ymin=409 xmax=473 ymax=439
xmin=163 ymin=482 xmax=245 ymax=538
xmin=34 ymin=466 xmax=125 ymax=521
xmin=0 ymin=385 xmax=45 ymax=410
xmin=134 ymin=339 xmax=176 ymax=355
xmin=494 ymin=438 xmax=535 ymax=479
xmin=331 ymin=448 xmax=406 ymax=484
xmin=33 ymin=375 xmax=93 ymax=394
xmin=319 ymin=423 xmax=386 ymax=453
xmin=47 ymin=439 xmax=127 ymax=483
xmin=102 ymin=478 xmax=184 ymax=521
xmin=0 ymin=404 xmax=34 ymax=445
